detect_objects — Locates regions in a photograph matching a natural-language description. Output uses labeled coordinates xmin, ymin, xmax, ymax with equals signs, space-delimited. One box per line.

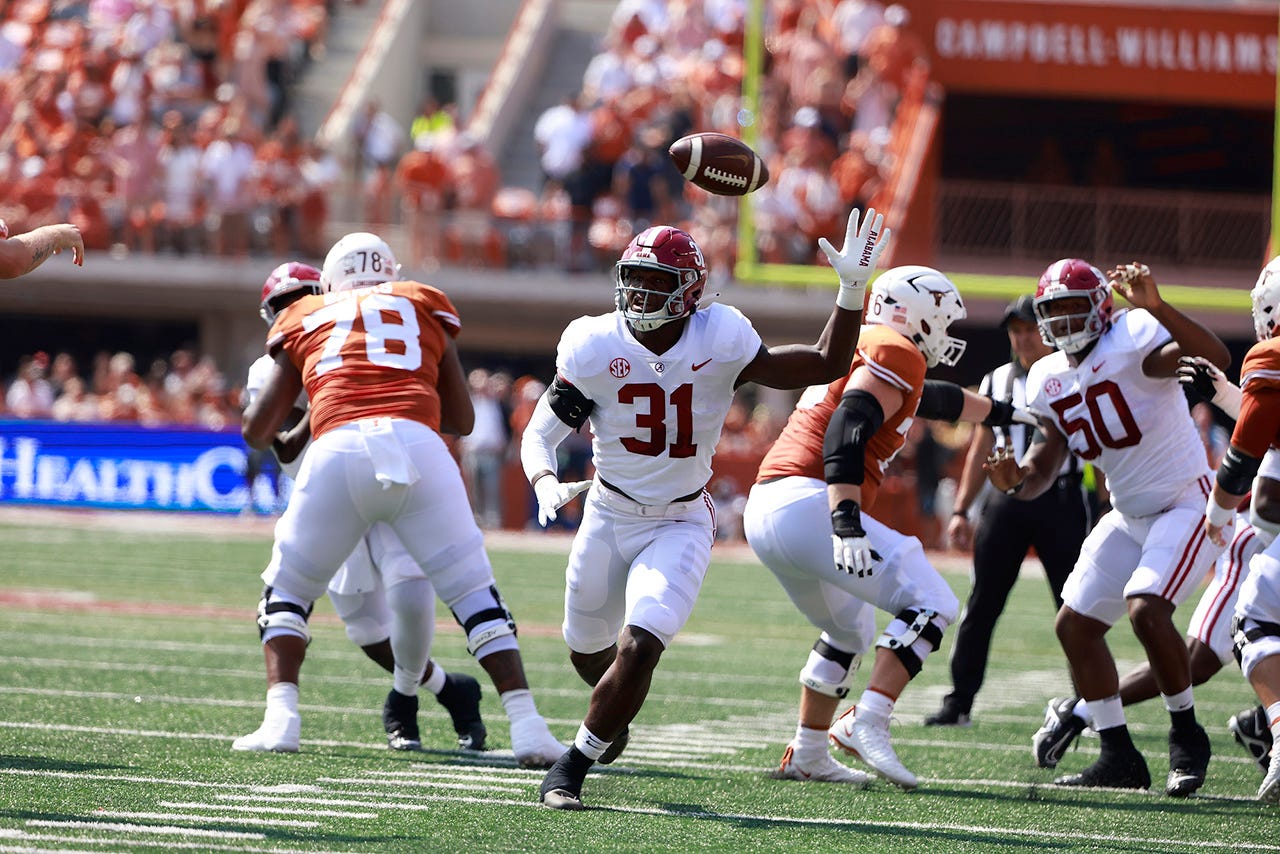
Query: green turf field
xmin=0 ymin=516 xmax=1273 ymax=852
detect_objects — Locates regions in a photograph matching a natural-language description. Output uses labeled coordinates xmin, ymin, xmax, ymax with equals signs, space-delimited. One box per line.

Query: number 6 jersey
xmin=1025 ymin=308 xmax=1208 ymax=517
xmin=267 ymin=281 xmax=461 ymax=438
xmin=556 ymin=303 xmax=762 ymax=504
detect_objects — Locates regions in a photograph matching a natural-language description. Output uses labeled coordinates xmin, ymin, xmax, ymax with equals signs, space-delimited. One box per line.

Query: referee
xmin=925 ymin=295 xmax=1091 ymax=727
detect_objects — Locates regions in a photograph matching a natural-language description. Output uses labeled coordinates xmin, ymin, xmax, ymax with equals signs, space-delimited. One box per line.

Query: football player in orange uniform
xmin=743 ymin=266 xmax=1031 ymax=789
xmin=236 ymin=233 xmax=565 ymax=766
xmin=1204 ymin=255 xmax=1280 ymax=802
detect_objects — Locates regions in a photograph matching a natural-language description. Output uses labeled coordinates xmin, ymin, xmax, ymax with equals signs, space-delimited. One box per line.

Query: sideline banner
xmin=0 ymin=420 xmax=281 ymax=513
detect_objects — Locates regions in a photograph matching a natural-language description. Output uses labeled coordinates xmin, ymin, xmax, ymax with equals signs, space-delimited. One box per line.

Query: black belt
xmin=599 ymin=477 xmax=703 ymax=504
xmin=757 ymin=475 xmax=787 ymax=486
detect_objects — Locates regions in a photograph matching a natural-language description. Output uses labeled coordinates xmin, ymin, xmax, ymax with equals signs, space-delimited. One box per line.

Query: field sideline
xmin=0 ymin=507 xmax=1274 ymax=853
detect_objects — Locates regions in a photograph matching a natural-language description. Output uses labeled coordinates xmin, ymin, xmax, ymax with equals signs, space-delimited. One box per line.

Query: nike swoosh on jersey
xmin=1091 ymin=361 xmax=1105 ymax=372
xmin=692 ymin=358 xmax=713 ymax=371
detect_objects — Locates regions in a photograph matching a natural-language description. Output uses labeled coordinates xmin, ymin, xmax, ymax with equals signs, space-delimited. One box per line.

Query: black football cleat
xmin=382 ymin=689 xmax=422 ymax=751
xmin=1032 ymin=696 xmax=1087 ymax=769
xmin=1054 ymin=748 xmax=1150 ymax=790
xmin=1166 ymin=724 xmax=1211 ymax=797
xmin=539 ymin=746 xmax=594 ymax=811
xmin=1229 ymin=705 xmax=1273 ymax=775
xmin=435 ymin=672 xmax=487 ymax=751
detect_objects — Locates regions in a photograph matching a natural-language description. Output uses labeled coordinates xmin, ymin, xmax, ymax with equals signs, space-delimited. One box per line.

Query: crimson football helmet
xmin=865 ymin=265 xmax=967 ymax=368
xmin=1250 ymin=255 xmax=1280 ymax=342
xmin=259 ymin=261 xmax=322 ymax=324
xmin=1033 ymin=258 xmax=1112 ymax=354
xmin=614 ymin=226 xmax=708 ymax=332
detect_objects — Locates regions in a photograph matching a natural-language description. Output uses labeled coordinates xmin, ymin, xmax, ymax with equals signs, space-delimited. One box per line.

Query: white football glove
xmin=533 ymin=475 xmax=592 ymax=527
xmin=1176 ymin=355 xmax=1241 ymax=419
xmin=830 ymin=499 xmax=881 ymax=577
xmin=818 ymin=207 xmax=891 ymax=310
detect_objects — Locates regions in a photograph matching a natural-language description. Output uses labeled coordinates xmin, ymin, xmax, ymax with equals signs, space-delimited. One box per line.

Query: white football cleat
xmin=1259 ymin=748 xmax=1280 ymax=804
xmin=510 ymin=715 xmax=568 ymax=769
xmin=772 ymin=743 xmax=871 ymax=786
xmin=232 ymin=710 xmax=301 ymax=753
xmin=829 ymin=706 xmax=918 ymax=789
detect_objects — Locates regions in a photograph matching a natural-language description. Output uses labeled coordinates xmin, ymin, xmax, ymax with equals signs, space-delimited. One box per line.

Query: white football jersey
xmin=557 ymin=304 xmax=762 ymax=504
xmin=1025 ymin=309 xmax=1208 ymax=517
xmin=244 ymin=353 xmax=310 ymax=479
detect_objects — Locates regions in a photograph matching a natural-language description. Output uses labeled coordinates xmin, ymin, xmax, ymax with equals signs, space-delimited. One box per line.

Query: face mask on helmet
xmin=614 ymin=226 xmax=707 ymax=332
xmin=1250 ymin=256 xmax=1280 ymax=342
xmin=260 ymin=261 xmax=322 ymax=324
xmin=865 ymin=265 xmax=967 ymax=368
xmin=320 ymin=232 xmax=400 ymax=293
xmin=1033 ymin=258 xmax=1112 ymax=354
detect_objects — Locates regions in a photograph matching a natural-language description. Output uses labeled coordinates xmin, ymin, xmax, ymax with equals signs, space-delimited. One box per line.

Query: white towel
xmin=359 ymin=418 xmax=420 ymax=489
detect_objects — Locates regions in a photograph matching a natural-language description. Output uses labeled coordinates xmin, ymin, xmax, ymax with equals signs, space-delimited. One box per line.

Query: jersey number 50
xmin=1048 ymin=379 xmax=1142 ymax=459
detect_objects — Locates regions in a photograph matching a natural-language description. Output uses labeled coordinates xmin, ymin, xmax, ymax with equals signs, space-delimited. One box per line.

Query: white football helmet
xmin=1251 ymin=255 xmax=1280 ymax=342
xmin=865 ymin=265 xmax=967 ymax=367
xmin=320 ymin=232 xmax=400 ymax=293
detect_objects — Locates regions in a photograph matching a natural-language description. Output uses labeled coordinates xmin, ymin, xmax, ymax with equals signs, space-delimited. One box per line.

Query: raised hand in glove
xmin=533 ymin=475 xmax=592 ymax=527
xmin=831 ymin=499 xmax=881 ymax=577
xmin=1177 ymin=355 xmax=1241 ymax=419
xmin=819 ymin=208 xmax=891 ymax=311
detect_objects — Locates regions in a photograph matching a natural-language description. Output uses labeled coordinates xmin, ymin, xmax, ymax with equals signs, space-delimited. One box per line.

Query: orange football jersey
xmin=1233 ymin=336 xmax=1280 ymax=458
xmin=267 ymin=281 xmax=461 ymax=438
xmin=755 ymin=324 xmax=926 ymax=512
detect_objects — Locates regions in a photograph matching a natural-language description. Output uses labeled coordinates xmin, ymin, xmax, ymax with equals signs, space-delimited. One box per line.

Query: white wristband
xmin=1205 ymin=495 xmax=1235 ymax=527
xmin=836 ymin=281 xmax=866 ymax=311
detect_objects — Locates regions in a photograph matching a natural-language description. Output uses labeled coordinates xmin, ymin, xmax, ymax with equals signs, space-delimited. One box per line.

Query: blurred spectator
xmin=409 ymin=95 xmax=455 ymax=149
xmin=395 ymin=135 xmax=449 ymax=270
xmin=156 ymin=115 xmax=205 ymax=255
xmin=6 ymin=352 xmax=54 ymax=418
xmin=298 ymin=138 xmax=339 ymax=257
xmin=200 ymin=119 xmax=255 ymax=256
xmin=460 ymin=368 xmax=511 ymax=529
xmin=533 ymin=92 xmax=592 ymax=193
xmin=353 ymin=99 xmax=404 ymax=224
xmin=611 ymin=124 xmax=678 ymax=231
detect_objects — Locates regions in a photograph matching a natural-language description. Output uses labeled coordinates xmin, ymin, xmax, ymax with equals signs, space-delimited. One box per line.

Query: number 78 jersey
xmin=557 ymin=304 xmax=762 ymax=505
xmin=1025 ymin=308 xmax=1208 ymax=517
xmin=267 ymin=281 xmax=461 ymax=438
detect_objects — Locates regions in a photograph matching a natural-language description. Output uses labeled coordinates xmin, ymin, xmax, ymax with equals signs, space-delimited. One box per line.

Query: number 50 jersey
xmin=557 ymin=303 xmax=762 ymax=505
xmin=267 ymin=281 xmax=461 ymax=438
xmin=1025 ymin=308 xmax=1208 ymax=517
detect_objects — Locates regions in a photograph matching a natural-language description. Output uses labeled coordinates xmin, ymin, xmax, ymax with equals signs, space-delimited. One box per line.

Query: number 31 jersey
xmin=557 ymin=303 xmax=762 ymax=505
xmin=267 ymin=281 xmax=461 ymax=438
xmin=1025 ymin=308 xmax=1207 ymax=517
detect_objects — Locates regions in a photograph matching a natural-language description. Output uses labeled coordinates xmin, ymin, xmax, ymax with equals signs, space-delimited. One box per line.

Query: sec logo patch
xmin=610 ymin=357 xmax=630 ymax=378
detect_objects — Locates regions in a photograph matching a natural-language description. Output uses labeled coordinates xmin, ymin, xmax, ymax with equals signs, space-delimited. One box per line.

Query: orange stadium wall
xmin=900 ymin=0 xmax=1278 ymax=108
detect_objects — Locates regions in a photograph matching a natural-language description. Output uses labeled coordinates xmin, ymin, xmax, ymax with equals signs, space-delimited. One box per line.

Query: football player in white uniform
xmin=1032 ymin=355 xmax=1273 ymax=778
xmin=987 ymin=258 xmax=1230 ymax=796
xmin=1204 ymin=256 xmax=1280 ymax=801
xmin=522 ymin=209 xmax=890 ymax=809
xmin=237 ymin=244 xmax=566 ymax=767
xmin=240 ymin=261 xmax=487 ymax=754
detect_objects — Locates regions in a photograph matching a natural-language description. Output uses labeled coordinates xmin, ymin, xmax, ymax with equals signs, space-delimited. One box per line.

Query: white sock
xmin=856 ymin=689 xmax=894 ymax=723
xmin=422 ymin=662 xmax=446 ymax=695
xmin=1086 ymin=695 xmax=1126 ymax=731
xmin=392 ymin=666 xmax=420 ymax=698
xmin=1267 ymin=702 xmax=1280 ymax=743
xmin=574 ymin=723 xmax=609 ymax=761
xmin=1072 ymin=698 xmax=1093 ymax=725
xmin=266 ymin=682 xmax=298 ymax=716
xmin=793 ymin=723 xmax=829 ymax=758
xmin=501 ymin=688 xmax=538 ymax=723
xmin=1162 ymin=686 xmax=1194 ymax=714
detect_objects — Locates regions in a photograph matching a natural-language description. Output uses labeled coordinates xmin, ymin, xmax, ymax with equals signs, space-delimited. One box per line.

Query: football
xmin=668 ymin=132 xmax=769 ymax=196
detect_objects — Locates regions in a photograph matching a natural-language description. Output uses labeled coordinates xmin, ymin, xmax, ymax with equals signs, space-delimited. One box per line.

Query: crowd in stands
xmin=0 ymin=0 xmax=334 ymax=259
xmin=3 ymin=347 xmax=241 ymax=428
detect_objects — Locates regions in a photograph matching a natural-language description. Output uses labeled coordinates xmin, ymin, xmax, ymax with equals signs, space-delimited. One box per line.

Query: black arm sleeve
xmin=547 ymin=375 xmax=594 ymax=429
xmin=917 ymin=380 xmax=965 ymax=423
xmin=1217 ymin=445 xmax=1262 ymax=495
xmin=823 ymin=389 xmax=885 ymax=485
